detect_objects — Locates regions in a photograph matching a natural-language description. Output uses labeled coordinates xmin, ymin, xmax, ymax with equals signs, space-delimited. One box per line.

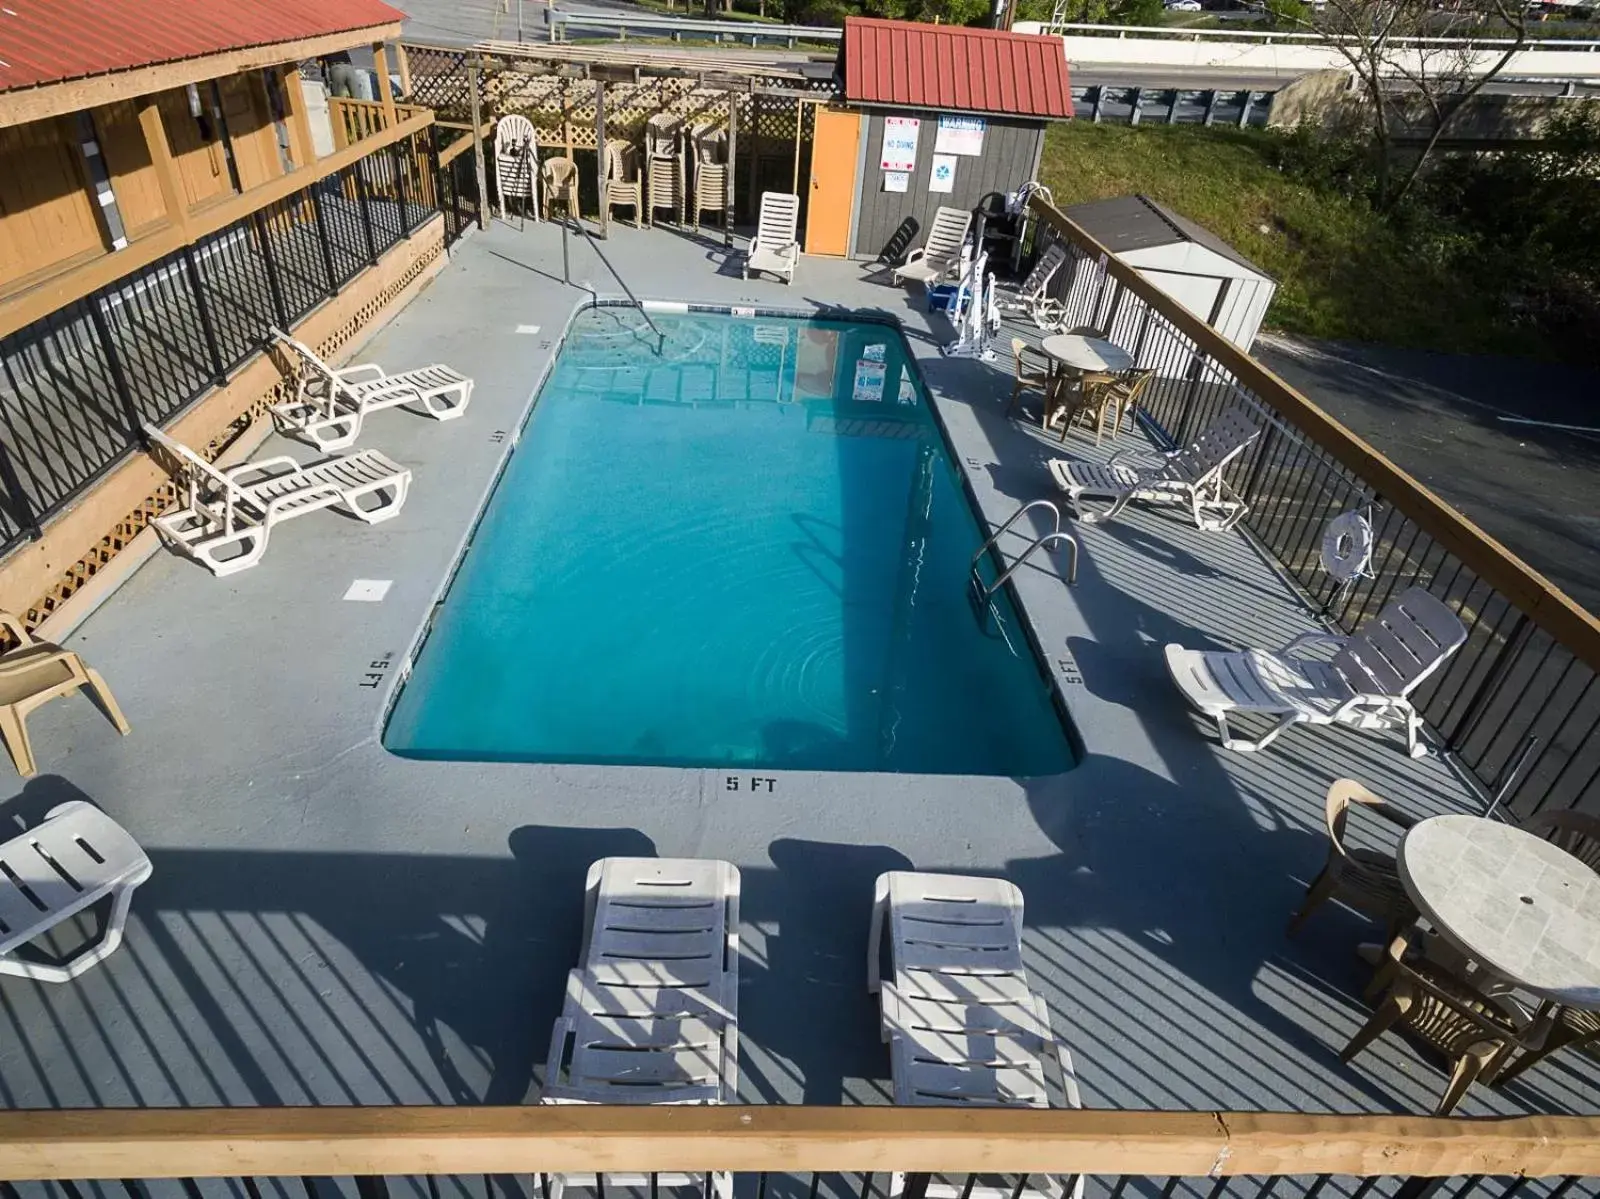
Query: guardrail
xmin=2 ymin=1105 xmax=1597 ymax=1194
xmin=1027 ymin=20 xmax=1600 ymax=49
xmin=1028 ymin=193 xmax=1600 ymax=821
xmin=547 ymin=10 xmax=842 ymax=46
xmin=1073 ymin=84 xmax=1274 ymax=126
xmin=0 ymin=119 xmax=444 ymax=564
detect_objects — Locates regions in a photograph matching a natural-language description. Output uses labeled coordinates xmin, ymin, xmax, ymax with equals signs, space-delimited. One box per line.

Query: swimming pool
xmin=384 ymin=307 xmax=1074 ymax=776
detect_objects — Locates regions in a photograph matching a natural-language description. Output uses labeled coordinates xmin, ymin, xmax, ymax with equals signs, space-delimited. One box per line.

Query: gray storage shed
xmin=838 ymin=18 xmax=1073 ymax=262
xmin=1065 ymin=194 xmax=1277 ymax=352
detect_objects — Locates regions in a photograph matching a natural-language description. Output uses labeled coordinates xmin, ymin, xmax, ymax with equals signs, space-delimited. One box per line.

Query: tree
xmin=1304 ymin=0 xmax=1529 ymax=209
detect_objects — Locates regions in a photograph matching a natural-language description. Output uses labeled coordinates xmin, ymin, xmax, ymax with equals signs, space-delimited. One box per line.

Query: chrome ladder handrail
xmin=969 ymin=500 xmax=1080 ymax=608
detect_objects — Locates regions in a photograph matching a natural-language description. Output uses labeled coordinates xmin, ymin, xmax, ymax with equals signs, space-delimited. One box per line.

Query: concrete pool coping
xmin=3 ymin=219 xmax=1595 ymax=1120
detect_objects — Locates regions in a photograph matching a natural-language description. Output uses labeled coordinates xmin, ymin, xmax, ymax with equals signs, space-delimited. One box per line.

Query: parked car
xmin=1166 ymin=0 xmax=1203 ymax=10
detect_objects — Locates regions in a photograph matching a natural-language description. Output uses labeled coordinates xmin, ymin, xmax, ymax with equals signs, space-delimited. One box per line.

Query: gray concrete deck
xmin=2 ymin=218 xmax=1595 ymax=1121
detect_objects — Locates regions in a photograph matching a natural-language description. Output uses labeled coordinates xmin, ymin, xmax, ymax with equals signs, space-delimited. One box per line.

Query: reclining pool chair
xmin=1011 ymin=244 xmax=1068 ymax=331
xmin=744 ymin=191 xmax=800 ymax=284
xmin=542 ymin=857 xmax=740 ymax=1199
xmin=270 ymin=329 xmax=473 ymax=452
xmin=1165 ymin=586 xmax=1468 ymax=758
xmin=892 ymin=206 xmax=972 ymax=290
xmin=145 ymin=425 xmax=411 ymax=577
xmin=1049 ymin=406 xmax=1261 ymax=531
xmin=868 ymin=872 xmax=1083 ymax=1199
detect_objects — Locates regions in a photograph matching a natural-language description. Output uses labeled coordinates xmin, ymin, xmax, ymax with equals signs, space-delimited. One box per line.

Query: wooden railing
xmin=1028 ymin=194 xmax=1600 ymax=820
xmin=1 ymin=1107 xmax=1597 ymax=1190
xmin=329 ymin=96 xmax=433 ymax=149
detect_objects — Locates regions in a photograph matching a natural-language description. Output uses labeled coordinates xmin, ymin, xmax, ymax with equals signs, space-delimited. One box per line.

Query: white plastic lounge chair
xmin=270 ymin=329 xmax=473 ymax=451
xmin=495 ymin=113 xmax=539 ymax=222
xmin=744 ymin=192 xmax=800 ymax=285
xmin=1322 ymin=509 xmax=1376 ymax=588
xmin=543 ymin=858 xmax=740 ymax=1199
xmin=1011 ymin=244 xmax=1068 ymax=330
xmin=1165 ymin=585 xmax=1468 ymax=758
xmin=1049 ymin=406 xmax=1261 ymax=531
xmin=892 ymin=206 xmax=972 ymax=289
xmin=0 ymin=801 xmax=151 ymax=983
xmin=869 ymin=873 xmax=1083 ymax=1199
xmin=145 ymin=424 xmax=411 ymax=577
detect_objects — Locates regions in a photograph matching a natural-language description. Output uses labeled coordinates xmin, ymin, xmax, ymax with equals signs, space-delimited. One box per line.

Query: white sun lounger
xmin=1165 ymin=585 xmax=1468 ymax=757
xmin=542 ymin=858 xmax=739 ymax=1199
xmin=145 ymin=424 xmax=411 ymax=577
xmin=1011 ymin=244 xmax=1068 ymax=330
xmin=892 ymin=206 xmax=972 ymax=289
xmin=1049 ymin=406 xmax=1261 ymax=531
xmin=869 ymin=873 xmax=1083 ymax=1199
xmin=744 ymin=192 xmax=800 ymax=284
xmin=270 ymin=328 xmax=473 ymax=451
xmin=0 ymin=801 xmax=151 ymax=983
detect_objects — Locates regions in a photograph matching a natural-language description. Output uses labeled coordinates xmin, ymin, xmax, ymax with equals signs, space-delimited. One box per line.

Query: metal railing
xmin=0 ymin=129 xmax=444 ymax=563
xmin=0 ymin=1106 xmax=1595 ymax=1197
xmin=1032 ymin=20 xmax=1600 ymax=49
xmin=546 ymin=11 xmax=843 ymax=46
xmin=1027 ymin=195 xmax=1600 ymax=822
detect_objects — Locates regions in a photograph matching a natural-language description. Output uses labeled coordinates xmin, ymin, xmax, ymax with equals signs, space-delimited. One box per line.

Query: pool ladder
xmin=969 ymin=500 xmax=1080 ymax=615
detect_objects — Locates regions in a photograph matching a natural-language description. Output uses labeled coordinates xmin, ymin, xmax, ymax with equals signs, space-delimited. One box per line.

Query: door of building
xmin=805 ymin=107 xmax=860 ymax=257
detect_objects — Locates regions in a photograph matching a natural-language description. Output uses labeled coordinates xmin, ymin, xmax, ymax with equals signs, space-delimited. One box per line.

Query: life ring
xmin=1321 ymin=510 xmax=1374 ymax=584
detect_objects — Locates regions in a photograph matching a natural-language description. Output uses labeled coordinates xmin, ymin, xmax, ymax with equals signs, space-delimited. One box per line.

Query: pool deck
xmin=3 ymin=218 xmax=1595 ymax=1119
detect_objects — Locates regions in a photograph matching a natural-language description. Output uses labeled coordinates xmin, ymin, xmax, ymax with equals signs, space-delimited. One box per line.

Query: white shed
xmin=1064 ymin=195 xmax=1276 ymax=352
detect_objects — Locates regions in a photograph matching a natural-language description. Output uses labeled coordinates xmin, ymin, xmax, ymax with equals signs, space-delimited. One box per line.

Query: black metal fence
xmin=0 ymin=129 xmax=444 ymax=564
xmin=1031 ymin=205 xmax=1600 ymax=822
xmin=9 ymin=1166 xmax=1588 ymax=1199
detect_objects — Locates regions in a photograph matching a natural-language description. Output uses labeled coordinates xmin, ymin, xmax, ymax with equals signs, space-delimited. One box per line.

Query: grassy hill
xmin=1035 ymin=122 xmax=1533 ymax=356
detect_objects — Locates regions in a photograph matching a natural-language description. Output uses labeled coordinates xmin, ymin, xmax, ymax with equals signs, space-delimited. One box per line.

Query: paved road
xmin=1255 ymin=335 xmax=1600 ymax=618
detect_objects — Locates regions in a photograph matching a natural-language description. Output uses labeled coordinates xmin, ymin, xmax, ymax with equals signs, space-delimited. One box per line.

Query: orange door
xmin=805 ymin=107 xmax=860 ymax=257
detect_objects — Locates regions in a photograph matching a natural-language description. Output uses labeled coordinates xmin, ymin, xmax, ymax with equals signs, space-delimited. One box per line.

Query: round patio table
xmin=1398 ymin=814 xmax=1600 ymax=1008
xmin=1039 ymin=334 xmax=1134 ymax=376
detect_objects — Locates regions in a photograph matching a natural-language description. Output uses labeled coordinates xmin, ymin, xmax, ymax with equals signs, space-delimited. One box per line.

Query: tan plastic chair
xmin=1288 ymin=779 xmax=1418 ymax=938
xmin=542 ymin=157 xmax=580 ymax=222
xmin=1082 ymin=369 xmax=1154 ymax=446
xmin=1006 ymin=337 xmax=1052 ymax=419
xmin=1342 ymin=931 xmax=1527 ymax=1115
xmin=0 ymin=612 xmax=129 ymax=777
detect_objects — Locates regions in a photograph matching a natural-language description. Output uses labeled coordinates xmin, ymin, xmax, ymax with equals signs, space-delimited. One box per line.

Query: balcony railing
xmin=0 ymin=114 xmax=454 ymax=567
xmin=1 ymin=1106 xmax=1595 ymax=1197
xmin=330 ymin=96 xmax=435 ymax=149
xmin=1027 ymin=195 xmax=1600 ymax=822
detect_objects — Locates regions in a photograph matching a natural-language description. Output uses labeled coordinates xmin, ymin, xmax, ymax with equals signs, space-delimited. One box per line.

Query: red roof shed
xmin=840 ymin=17 xmax=1072 ymax=121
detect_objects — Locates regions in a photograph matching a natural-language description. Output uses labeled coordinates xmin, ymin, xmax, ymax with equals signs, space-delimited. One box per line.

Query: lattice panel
xmin=405 ymin=45 xmax=477 ymax=122
xmin=22 ymin=238 xmax=446 ymax=633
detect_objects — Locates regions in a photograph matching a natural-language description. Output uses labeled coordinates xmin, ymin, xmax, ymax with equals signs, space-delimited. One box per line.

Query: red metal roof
xmin=841 ymin=17 xmax=1071 ymax=121
xmin=0 ymin=0 xmax=406 ymax=95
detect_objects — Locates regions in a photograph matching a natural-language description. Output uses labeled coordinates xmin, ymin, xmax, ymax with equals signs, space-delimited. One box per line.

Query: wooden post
xmin=594 ymin=79 xmax=607 ymax=237
xmin=790 ymin=97 xmax=802 ymax=196
xmin=280 ymin=67 xmax=317 ymax=167
xmin=137 ymin=96 xmax=189 ymax=235
xmin=373 ymin=42 xmax=399 ymax=127
xmin=723 ymin=89 xmax=737 ymax=248
xmin=396 ymin=43 xmax=414 ymax=101
xmin=468 ymin=55 xmax=490 ymax=230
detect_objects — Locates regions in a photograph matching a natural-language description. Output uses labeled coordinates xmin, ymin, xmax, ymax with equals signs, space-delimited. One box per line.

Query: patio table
xmin=1038 ymin=335 xmax=1134 ymax=436
xmin=1396 ymin=813 xmax=1600 ymax=1067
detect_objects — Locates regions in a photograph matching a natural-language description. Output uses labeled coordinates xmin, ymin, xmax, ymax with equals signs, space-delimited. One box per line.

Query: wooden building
xmin=0 ymin=0 xmax=406 ymax=299
xmin=805 ymin=18 xmax=1072 ymax=261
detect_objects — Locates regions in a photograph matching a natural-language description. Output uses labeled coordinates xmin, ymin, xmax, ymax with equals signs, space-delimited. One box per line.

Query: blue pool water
xmin=384 ymin=309 xmax=1074 ymax=776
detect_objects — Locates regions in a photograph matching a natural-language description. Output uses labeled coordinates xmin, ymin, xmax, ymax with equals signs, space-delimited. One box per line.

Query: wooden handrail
xmin=0 ymin=109 xmax=435 ymax=343
xmin=1028 ymin=195 xmax=1600 ymax=672
xmin=1 ymin=1107 xmax=1598 ymax=1181
xmin=438 ymin=119 xmax=494 ymax=166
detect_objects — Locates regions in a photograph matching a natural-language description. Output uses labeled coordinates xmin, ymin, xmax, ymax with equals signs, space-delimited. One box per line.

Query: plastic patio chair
xmin=1006 ymin=337 xmax=1052 ymax=419
xmin=744 ymin=192 xmax=800 ymax=285
xmin=494 ymin=113 xmax=539 ymax=222
xmin=1342 ymin=931 xmax=1528 ymax=1115
xmin=1287 ymin=779 xmax=1417 ymax=939
xmin=892 ymin=206 xmax=972 ymax=289
xmin=542 ymin=157 xmax=580 ymax=222
xmin=0 ymin=611 xmax=130 ymax=778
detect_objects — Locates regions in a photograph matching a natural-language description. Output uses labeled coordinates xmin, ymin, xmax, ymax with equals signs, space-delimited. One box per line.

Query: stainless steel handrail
xmin=970 ymin=499 xmax=1064 ymax=577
